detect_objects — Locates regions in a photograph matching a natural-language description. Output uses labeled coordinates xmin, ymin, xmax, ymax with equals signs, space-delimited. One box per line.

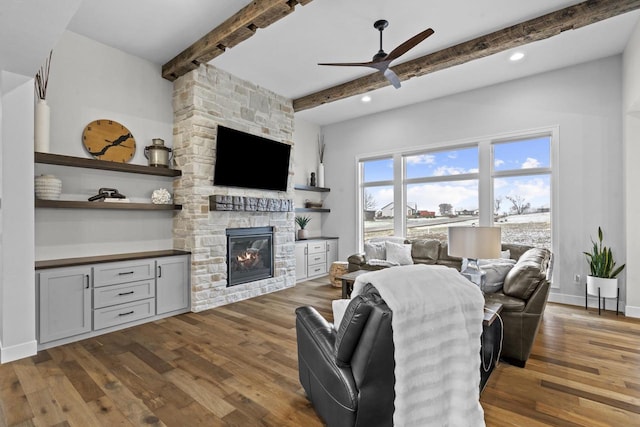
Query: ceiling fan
xmin=319 ymin=19 xmax=434 ymax=89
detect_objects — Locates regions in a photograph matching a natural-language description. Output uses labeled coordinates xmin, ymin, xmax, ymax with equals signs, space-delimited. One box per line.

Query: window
xmin=360 ymin=158 xmax=394 ymax=241
xmin=357 ymin=130 xmax=555 ymax=253
xmin=405 ymin=147 xmax=479 ymax=241
xmin=492 ymin=136 xmax=552 ymax=249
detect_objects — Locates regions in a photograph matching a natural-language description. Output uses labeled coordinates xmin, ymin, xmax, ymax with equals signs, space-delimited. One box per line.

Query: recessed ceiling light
xmin=509 ymin=52 xmax=525 ymax=62
xmin=361 ymin=95 xmax=372 ymax=103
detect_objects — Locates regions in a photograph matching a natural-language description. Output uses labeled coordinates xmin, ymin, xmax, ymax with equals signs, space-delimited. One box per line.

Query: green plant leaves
xmin=584 ymin=227 xmax=625 ymax=278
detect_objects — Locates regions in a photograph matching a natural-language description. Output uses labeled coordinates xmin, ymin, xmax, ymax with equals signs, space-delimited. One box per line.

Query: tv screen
xmin=213 ymin=125 xmax=291 ymax=192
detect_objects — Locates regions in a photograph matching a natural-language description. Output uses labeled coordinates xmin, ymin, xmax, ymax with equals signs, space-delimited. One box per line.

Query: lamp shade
xmin=448 ymin=226 xmax=501 ymax=259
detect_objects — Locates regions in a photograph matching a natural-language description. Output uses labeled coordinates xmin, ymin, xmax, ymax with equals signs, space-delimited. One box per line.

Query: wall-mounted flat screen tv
xmin=213 ymin=125 xmax=291 ymax=192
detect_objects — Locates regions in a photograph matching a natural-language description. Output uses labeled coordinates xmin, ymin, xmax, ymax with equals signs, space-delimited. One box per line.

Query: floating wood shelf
xmin=294 ymin=184 xmax=330 ymax=192
xmin=295 ymin=208 xmax=330 ymax=213
xmin=35 ymin=199 xmax=181 ymax=210
xmin=35 ymin=152 xmax=181 ymax=177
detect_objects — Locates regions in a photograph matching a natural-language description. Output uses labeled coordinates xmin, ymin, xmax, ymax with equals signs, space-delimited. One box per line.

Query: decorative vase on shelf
xmin=34 ymin=174 xmax=61 ymax=200
xmin=317 ymin=163 xmax=325 ymax=188
xmin=298 ymin=229 xmax=309 ymax=240
xmin=34 ymin=99 xmax=50 ymax=153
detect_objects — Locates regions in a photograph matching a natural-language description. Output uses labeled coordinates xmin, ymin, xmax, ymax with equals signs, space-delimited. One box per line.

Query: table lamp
xmin=448 ymin=226 xmax=501 ymax=286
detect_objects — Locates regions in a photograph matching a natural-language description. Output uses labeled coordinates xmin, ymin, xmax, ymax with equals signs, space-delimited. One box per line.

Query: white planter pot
xmin=586 ymin=276 xmax=618 ymax=299
xmin=298 ymin=229 xmax=308 ymax=240
xmin=34 ymin=174 xmax=62 ymax=200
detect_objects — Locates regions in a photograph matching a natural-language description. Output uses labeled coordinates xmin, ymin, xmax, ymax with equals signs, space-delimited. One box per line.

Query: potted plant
xmin=584 ymin=226 xmax=625 ymax=300
xmin=296 ymin=215 xmax=311 ymax=240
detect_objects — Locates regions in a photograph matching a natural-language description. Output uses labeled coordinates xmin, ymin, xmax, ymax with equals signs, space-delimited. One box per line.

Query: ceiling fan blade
xmin=385 ymin=28 xmax=434 ymax=63
xmin=384 ymin=68 xmax=401 ymax=89
xmin=318 ymin=61 xmax=375 ymax=67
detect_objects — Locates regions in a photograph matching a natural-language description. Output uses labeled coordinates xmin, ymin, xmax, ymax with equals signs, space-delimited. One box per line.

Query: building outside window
xmin=360 ymin=157 xmax=394 ymax=241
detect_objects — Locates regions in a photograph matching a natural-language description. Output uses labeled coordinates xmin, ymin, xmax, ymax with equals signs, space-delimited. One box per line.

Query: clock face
xmin=82 ymin=119 xmax=136 ymax=162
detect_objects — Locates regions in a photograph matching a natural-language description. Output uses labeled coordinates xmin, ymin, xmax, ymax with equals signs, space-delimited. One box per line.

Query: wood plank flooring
xmin=1 ymin=276 xmax=639 ymax=426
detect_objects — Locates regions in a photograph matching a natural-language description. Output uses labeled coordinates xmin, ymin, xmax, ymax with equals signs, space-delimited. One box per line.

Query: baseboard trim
xmin=548 ymin=292 xmax=625 ymax=314
xmin=624 ymin=305 xmax=640 ymax=318
xmin=0 ymin=339 xmax=38 ymax=363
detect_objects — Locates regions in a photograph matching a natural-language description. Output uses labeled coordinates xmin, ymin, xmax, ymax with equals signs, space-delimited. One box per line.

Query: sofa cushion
xmin=410 ymin=239 xmax=440 ymax=264
xmin=335 ymin=294 xmax=374 ymax=367
xmin=386 ymin=241 xmax=413 ymax=265
xmin=502 ymin=248 xmax=551 ymax=300
xmin=364 ymin=241 xmax=386 ymax=262
xmin=480 ymin=259 xmax=516 ymax=293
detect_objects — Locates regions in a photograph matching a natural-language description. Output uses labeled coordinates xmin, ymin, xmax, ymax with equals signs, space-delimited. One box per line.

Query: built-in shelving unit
xmin=294 ymin=184 xmax=331 ymax=213
xmin=35 ymin=152 xmax=182 ymax=210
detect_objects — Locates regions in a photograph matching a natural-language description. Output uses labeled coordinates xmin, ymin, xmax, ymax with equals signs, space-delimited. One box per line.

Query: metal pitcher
xmin=144 ymin=138 xmax=173 ymax=168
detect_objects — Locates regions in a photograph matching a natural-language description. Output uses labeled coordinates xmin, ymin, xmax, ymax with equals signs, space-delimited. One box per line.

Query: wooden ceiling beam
xmin=162 ymin=0 xmax=312 ymax=81
xmin=293 ymin=0 xmax=640 ymax=112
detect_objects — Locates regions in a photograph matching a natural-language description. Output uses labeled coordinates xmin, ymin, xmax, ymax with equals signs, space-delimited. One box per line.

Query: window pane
xmin=363 ymin=185 xmax=394 ymax=241
xmin=405 ymin=180 xmax=478 ymax=241
xmin=494 ymin=137 xmax=550 ymax=171
xmin=406 ymin=147 xmax=478 ymax=179
xmin=494 ymin=175 xmax=550 ymax=249
xmin=363 ymin=158 xmax=393 ymax=182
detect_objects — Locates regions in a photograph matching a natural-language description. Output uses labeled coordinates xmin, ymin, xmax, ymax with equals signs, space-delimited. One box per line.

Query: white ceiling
xmin=8 ymin=1 xmax=640 ymax=125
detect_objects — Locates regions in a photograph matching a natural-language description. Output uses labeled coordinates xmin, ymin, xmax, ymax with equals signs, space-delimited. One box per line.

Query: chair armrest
xmin=347 ymin=253 xmax=366 ymax=265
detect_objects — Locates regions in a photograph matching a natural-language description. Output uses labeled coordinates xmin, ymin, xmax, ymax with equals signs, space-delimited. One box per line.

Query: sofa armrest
xmin=347 ymin=253 xmax=366 ymax=265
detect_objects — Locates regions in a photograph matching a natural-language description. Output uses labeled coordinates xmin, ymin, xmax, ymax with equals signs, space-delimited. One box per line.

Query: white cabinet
xmin=296 ymin=238 xmax=339 ymax=282
xmin=36 ymin=251 xmax=190 ymax=349
xmin=156 ymin=256 xmax=190 ymax=315
xmin=38 ymin=266 xmax=92 ymax=344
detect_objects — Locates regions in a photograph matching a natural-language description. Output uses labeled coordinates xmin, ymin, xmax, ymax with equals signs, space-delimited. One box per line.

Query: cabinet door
xmin=38 ymin=266 xmax=92 ymax=343
xmin=326 ymin=239 xmax=339 ymax=267
xmin=295 ymin=243 xmax=308 ymax=281
xmin=156 ymin=256 xmax=190 ymax=315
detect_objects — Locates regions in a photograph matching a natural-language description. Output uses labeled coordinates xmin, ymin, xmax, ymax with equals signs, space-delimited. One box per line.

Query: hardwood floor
xmin=1 ymin=277 xmax=639 ymax=426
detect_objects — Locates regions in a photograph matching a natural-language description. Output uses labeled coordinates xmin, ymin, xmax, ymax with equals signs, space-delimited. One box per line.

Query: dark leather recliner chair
xmin=295 ymin=284 xmax=394 ymax=427
xmin=483 ymin=247 xmax=553 ymax=367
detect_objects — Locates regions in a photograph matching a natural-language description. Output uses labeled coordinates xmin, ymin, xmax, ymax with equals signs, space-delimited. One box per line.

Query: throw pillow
xmin=385 ymin=241 xmax=413 ymax=265
xmin=480 ymin=261 xmax=516 ymax=293
xmin=501 ymin=249 xmax=511 ymax=259
xmin=364 ymin=241 xmax=386 ymax=261
xmin=332 ymin=299 xmax=351 ymax=329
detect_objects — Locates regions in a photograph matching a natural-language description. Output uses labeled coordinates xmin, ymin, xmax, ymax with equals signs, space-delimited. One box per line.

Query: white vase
xmin=34 ymin=99 xmax=50 ymax=153
xmin=298 ymin=229 xmax=308 ymax=240
xmin=34 ymin=174 xmax=62 ymax=200
xmin=586 ymin=276 xmax=618 ymax=299
xmin=317 ymin=163 xmax=325 ymax=188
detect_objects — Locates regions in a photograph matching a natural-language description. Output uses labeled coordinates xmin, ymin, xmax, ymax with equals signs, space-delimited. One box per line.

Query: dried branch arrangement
xmin=318 ymin=134 xmax=325 ymax=163
xmin=35 ymin=51 xmax=53 ymax=100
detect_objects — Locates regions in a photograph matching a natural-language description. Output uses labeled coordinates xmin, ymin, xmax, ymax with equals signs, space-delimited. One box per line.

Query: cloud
xmin=406 ymin=181 xmax=478 ymax=212
xmin=522 ymin=157 xmax=541 ymax=168
xmin=495 ymin=159 xmax=505 ymax=167
xmin=433 ymin=166 xmax=470 ymax=176
xmin=406 ymin=154 xmax=436 ymax=165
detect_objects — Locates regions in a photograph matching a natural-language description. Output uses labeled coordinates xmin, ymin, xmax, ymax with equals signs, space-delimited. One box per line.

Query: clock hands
xmin=87 ymin=133 xmax=133 ymax=156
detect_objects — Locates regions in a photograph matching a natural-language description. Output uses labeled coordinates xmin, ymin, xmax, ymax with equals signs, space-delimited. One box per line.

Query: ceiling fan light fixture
xmin=509 ymin=51 xmax=525 ymax=62
xmin=361 ymin=95 xmax=372 ymax=103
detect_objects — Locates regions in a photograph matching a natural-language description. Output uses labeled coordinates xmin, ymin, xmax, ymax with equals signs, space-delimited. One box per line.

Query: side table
xmin=337 ymin=270 xmax=371 ymax=298
xmin=480 ymin=302 xmax=503 ymax=392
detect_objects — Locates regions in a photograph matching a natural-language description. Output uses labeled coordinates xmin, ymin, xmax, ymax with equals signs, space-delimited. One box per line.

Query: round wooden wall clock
xmin=82 ymin=119 xmax=136 ymax=162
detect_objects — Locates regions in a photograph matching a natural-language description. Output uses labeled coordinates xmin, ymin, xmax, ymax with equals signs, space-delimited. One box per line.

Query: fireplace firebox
xmin=226 ymin=227 xmax=274 ymax=287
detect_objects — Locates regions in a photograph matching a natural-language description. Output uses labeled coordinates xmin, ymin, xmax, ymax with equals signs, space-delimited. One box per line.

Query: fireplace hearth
xmin=226 ymin=227 xmax=274 ymax=287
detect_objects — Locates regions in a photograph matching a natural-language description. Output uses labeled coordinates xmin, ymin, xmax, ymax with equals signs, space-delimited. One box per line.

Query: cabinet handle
xmin=118 ymin=311 xmax=134 ymax=317
xmin=85 ymin=275 xmax=90 ymax=289
xmin=118 ymin=291 xmax=134 ymax=296
xmin=118 ymin=271 xmax=134 ymax=275
xmin=158 ymin=265 xmax=162 ymax=278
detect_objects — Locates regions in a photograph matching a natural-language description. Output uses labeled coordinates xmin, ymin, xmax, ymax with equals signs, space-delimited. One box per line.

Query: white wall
xmin=35 ymin=31 xmax=175 ymax=260
xmin=292 ymin=117 xmax=324 ymax=239
xmin=321 ymin=56 xmax=624 ymax=308
xmin=0 ymin=79 xmax=37 ymax=362
xmin=623 ymin=20 xmax=640 ymax=317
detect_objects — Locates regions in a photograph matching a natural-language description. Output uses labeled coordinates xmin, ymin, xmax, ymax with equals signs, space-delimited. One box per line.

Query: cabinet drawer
xmin=93 ymin=298 xmax=155 ymax=330
xmin=307 ymin=242 xmax=326 ymax=254
xmin=93 ymin=280 xmax=155 ymax=309
xmin=94 ymin=260 xmax=155 ymax=287
xmin=307 ymin=263 xmax=327 ymax=277
xmin=308 ymin=252 xmax=327 ymax=266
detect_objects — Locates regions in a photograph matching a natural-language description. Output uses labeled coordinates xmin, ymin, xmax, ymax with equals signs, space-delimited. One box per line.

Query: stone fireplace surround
xmin=172 ymin=64 xmax=296 ymax=312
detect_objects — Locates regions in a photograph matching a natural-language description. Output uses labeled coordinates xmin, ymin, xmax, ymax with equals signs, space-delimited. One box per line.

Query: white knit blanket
xmin=352 ymin=264 xmax=486 ymax=427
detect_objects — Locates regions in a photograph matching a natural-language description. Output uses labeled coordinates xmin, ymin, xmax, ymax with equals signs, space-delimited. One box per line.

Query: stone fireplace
xmin=172 ymin=63 xmax=296 ymax=312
